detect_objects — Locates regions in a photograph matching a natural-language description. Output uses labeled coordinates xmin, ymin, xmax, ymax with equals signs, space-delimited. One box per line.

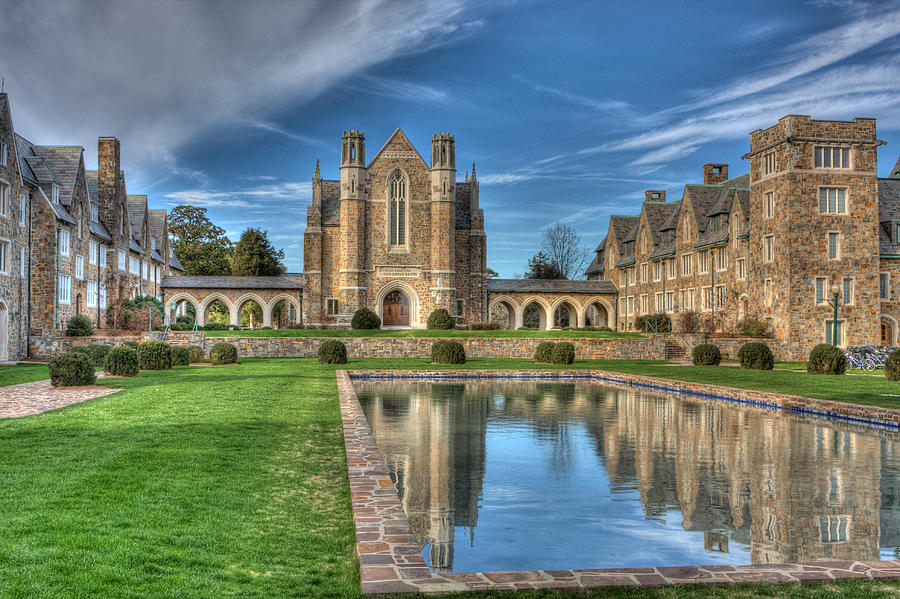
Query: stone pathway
xmin=0 ymin=379 xmax=120 ymax=418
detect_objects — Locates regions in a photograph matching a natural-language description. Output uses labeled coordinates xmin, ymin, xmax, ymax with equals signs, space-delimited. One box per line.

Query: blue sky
xmin=3 ymin=0 xmax=900 ymax=276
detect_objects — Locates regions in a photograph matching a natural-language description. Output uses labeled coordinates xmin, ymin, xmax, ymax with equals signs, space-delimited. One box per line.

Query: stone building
xmin=303 ymin=129 xmax=489 ymax=327
xmin=588 ymin=114 xmax=900 ymax=359
xmin=0 ymin=92 xmax=183 ymax=359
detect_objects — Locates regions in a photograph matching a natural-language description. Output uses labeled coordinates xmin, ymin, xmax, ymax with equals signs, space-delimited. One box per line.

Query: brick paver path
xmin=0 ymin=379 xmax=120 ymax=418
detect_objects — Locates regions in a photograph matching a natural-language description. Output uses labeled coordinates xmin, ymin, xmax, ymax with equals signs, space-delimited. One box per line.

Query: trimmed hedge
xmin=188 ymin=345 xmax=204 ymax=363
xmin=739 ymin=317 xmax=769 ymax=338
xmin=49 ymin=351 xmax=97 ymax=387
xmin=470 ymin=322 xmax=501 ymax=330
xmin=550 ymin=342 xmax=575 ymax=365
xmin=807 ymin=344 xmax=846 ymax=375
xmin=426 ymin=308 xmax=455 ymax=330
xmin=534 ymin=341 xmax=555 ymax=363
xmin=692 ymin=344 xmax=721 ymax=366
xmin=738 ymin=342 xmax=774 ymax=370
xmin=210 ymin=342 xmax=238 ymax=365
xmin=202 ymin=322 xmax=229 ymax=331
xmin=431 ymin=340 xmax=466 ymax=364
xmin=886 ymin=349 xmax=900 ymax=381
xmin=351 ymin=307 xmax=381 ymax=330
xmin=66 ymin=314 xmax=95 ymax=337
xmin=172 ymin=346 xmax=191 ymax=366
xmin=317 ymin=340 xmax=347 ymax=364
xmin=104 ymin=345 xmax=139 ymax=376
xmin=138 ymin=340 xmax=173 ymax=370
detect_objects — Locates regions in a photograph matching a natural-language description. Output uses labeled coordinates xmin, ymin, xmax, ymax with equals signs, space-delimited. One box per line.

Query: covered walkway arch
xmin=486 ymin=279 xmax=617 ymax=331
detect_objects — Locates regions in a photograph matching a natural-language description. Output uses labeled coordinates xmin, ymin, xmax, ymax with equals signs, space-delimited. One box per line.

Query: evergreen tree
xmin=230 ymin=228 xmax=286 ymax=276
xmin=524 ymin=251 xmax=565 ymax=279
xmin=167 ymin=206 xmax=233 ymax=275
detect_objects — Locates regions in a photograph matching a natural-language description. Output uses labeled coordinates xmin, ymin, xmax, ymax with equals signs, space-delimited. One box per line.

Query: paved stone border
xmin=0 ymin=379 xmax=121 ymax=418
xmin=337 ymin=369 xmax=900 ymax=595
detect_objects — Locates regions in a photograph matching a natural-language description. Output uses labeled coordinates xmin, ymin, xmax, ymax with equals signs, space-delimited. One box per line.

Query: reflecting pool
xmin=354 ymin=380 xmax=900 ymax=573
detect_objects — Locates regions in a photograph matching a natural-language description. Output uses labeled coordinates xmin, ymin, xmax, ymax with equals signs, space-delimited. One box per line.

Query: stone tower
xmin=430 ymin=133 xmax=456 ymax=311
xmin=339 ymin=130 xmax=367 ymax=319
xmin=302 ymin=160 xmax=324 ymax=324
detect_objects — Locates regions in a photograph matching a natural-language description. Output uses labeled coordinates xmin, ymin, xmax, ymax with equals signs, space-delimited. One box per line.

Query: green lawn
xmin=2 ymin=358 xmax=900 ymax=598
xmin=0 ymin=362 xmax=49 ymax=387
xmin=202 ymin=328 xmax=643 ymax=339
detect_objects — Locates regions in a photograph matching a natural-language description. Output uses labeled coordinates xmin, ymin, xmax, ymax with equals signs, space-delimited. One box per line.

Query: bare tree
xmin=540 ymin=221 xmax=590 ymax=280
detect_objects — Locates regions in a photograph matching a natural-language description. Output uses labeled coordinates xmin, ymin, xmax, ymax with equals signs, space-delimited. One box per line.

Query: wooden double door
xmin=382 ymin=291 xmax=410 ymax=326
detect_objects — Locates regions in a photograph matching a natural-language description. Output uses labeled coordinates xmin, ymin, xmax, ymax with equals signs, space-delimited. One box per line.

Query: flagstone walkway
xmin=0 ymin=379 xmax=120 ymax=418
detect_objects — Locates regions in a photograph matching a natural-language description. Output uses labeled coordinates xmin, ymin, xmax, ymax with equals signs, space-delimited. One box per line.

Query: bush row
xmin=533 ymin=341 xmax=575 ymax=364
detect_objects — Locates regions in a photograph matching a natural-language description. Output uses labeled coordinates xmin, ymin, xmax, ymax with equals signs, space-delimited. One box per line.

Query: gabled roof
xmin=150 ymin=247 xmax=164 ymax=263
xmin=89 ymin=219 xmax=112 ymax=242
xmin=38 ymin=186 xmax=75 ymax=225
xmin=129 ymin=236 xmax=144 ymax=254
xmin=367 ymin=127 xmax=429 ymax=170
xmin=879 ymin=178 xmax=900 ymax=256
xmin=86 ymin=170 xmax=99 ymax=202
xmin=30 ymin=146 xmax=82 ymax=205
xmin=643 ymin=201 xmax=679 ymax=245
xmin=609 ymin=215 xmax=639 ymax=250
xmin=14 ymin=134 xmax=38 ymax=184
xmin=126 ymin=195 xmax=147 ymax=232
xmin=486 ymin=279 xmax=617 ymax=294
xmin=148 ymin=209 xmax=167 ymax=240
xmin=170 ymin=253 xmax=185 ymax=271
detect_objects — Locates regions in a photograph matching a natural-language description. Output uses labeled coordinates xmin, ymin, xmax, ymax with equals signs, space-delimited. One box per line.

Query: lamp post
xmin=828 ymin=283 xmax=841 ymax=346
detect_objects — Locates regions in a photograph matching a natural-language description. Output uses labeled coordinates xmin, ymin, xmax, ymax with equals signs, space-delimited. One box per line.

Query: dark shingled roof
xmin=86 ymin=170 xmax=98 ymax=201
xmin=692 ymin=173 xmax=750 ymax=248
xmin=127 ymin=195 xmax=147 ymax=233
xmin=150 ymin=247 xmax=164 ymax=263
xmin=89 ymin=220 xmax=112 ymax=242
xmin=891 ymin=156 xmax=900 ymax=179
xmin=14 ymin=134 xmax=38 ymax=184
xmin=643 ymin=201 xmax=679 ymax=245
xmin=30 ymin=146 xmax=82 ymax=206
xmin=486 ymin=279 xmax=617 ymax=294
xmin=585 ymin=254 xmax=603 ymax=275
xmin=162 ymin=274 xmax=304 ymax=289
xmin=610 ymin=215 xmax=639 ymax=248
xmin=148 ymin=209 xmax=167 ymax=240
xmin=879 ymin=178 xmax=900 ymax=256
xmin=170 ymin=253 xmax=185 ymax=271
xmin=129 ymin=236 xmax=144 ymax=254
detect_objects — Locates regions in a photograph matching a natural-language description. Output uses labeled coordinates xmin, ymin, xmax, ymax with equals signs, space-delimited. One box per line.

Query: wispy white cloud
xmin=479 ymin=173 xmax=535 ymax=185
xmin=514 ymin=76 xmax=630 ymax=112
xmin=247 ymin=120 xmax=328 ymax=148
xmin=166 ymin=181 xmax=312 ymax=209
xmin=355 ymin=75 xmax=451 ymax=103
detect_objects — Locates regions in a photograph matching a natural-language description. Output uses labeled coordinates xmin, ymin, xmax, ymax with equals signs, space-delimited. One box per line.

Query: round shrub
xmin=426 ymin=308 xmax=455 ymax=330
xmin=172 ymin=346 xmax=190 ymax=366
xmin=692 ymin=344 xmax=721 ymax=366
xmin=67 ymin=345 xmax=93 ymax=360
xmin=104 ymin=345 xmax=139 ymax=376
xmin=885 ymin=349 xmax=900 ymax=381
xmin=89 ymin=344 xmax=112 ymax=367
xmin=210 ymin=342 xmax=238 ymax=365
xmin=534 ymin=341 xmax=555 ymax=363
xmin=807 ymin=344 xmax=846 ymax=375
xmin=138 ymin=340 xmax=173 ymax=370
xmin=66 ymin=314 xmax=94 ymax=337
xmin=122 ymin=341 xmax=140 ymax=350
xmin=738 ymin=342 xmax=774 ymax=370
xmin=431 ymin=340 xmax=466 ymax=364
xmin=49 ymin=351 xmax=96 ymax=387
xmin=739 ymin=317 xmax=769 ymax=338
xmin=317 ymin=340 xmax=347 ymax=365
xmin=351 ymin=307 xmax=381 ymax=330
xmin=188 ymin=345 xmax=204 ymax=363
xmin=550 ymin=342 xmax=576 ymax=365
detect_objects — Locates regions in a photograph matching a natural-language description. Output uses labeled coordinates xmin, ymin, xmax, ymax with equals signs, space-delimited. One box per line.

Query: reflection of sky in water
xmin=357 ymin=381 xmax=900 ymax=573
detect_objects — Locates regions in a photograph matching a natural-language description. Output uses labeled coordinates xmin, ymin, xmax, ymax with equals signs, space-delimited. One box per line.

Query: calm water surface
xmin=355 ymin=381 xmax=900 ymax=573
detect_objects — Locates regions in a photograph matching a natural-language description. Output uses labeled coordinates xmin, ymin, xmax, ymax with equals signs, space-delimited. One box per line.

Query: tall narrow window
xmin=827 ymin=232 xmax=840 ymax=260
xmin=764 ymin=191 xmax=774 ymax=219
xmin=389 ymin=171 xmax=406 ymax=246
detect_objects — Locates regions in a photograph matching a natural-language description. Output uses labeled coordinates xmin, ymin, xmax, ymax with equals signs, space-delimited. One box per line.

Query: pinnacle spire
xmin=313 ymin=159 xmax=321 ymax=181
xmin=471 ymin=162 xmax=476 ymax=178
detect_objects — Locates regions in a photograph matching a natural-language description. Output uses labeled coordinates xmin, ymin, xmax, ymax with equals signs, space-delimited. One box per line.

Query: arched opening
xmin=882 ymin=317 xmax=897 ymax=346
xmin=553 ymin=301 xmax=578 ymax=328
xmin=739 ymin=295 xmax=749 ymax=321
xmin=174 ymin=299 xmax=197 ymax=326
xmin=0 ymin=302 xmax=8 ymax=360
xmin=238 ymin=299 xmax=264 ymax=329
xmin=271 ymin=298 xmax=299 ymax=329
xmin=205 ymin=299 xmax=230 ymax=326
xmin=522 ymin=301 xmax=547 ymax=330
xmin=382 ymin=290 xmax=410 ymax=326
xmin=490 ymin=301 xmax=516 ymax=330
xmin=584 ymin=301 xmax=609 ymax=328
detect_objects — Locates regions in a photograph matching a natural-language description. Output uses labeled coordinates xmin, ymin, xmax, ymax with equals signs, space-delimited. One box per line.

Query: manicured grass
xmin=202 ymin=328 xmax=642 ymax=339
xmin=0 ymin=362 xmax=49 ymax=386
xmin=2 ymin=358 xmax=900 ymax=598
xmin=722 ymin=359 xmax=808 ymax=370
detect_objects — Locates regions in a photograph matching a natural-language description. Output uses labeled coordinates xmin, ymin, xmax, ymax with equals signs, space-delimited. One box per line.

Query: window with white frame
xmin=75 ymin=255 xmax=84 ymax=280
xmin=653 ymin=261 xmax=661 ymax=282
xmin=51 ymin=184 xmax=59 ymax=203
xmin=627 ymin=295 xmax=634 ymax=315
xmin=680 ymin=289 xmax=688 ymax=310
xmin=19 ymin=247 xmax=25 ymax=277
xmin=91 ymin=203 xmax=99 ymax=222
xmin=736 ymin=258 xmax=746 ymax=280
xmin=819 ymin=188 xmax=847 ymax=214
xmin=763 ymin=235 xmax=774 ymax=262
xmin=843 ymin=277 xmax=854 ymax=304
xmin=89 ymin=241 xmax=98 ymax=265
xmin=86 ymin=280 xmax=97 ymax=307
xmin=58 ymin=273 xmax=71 ymax=304
xmin=640 ymin=294 xmax=648 ymax=314
xmin=99 ymin=282 xmax=107 ymax=308
xmin=0 ymin=141 xmax=7 ymax=166
xmin=0 ymin=240 xmax=9 ymax=274
xmin=702 ymin=286 xmax=713 ymax=310
xmin=18 ymin=193 xmax=26 ymax=227
xmin=714 ymin=285 xmax=726 ymax=308
xmin=0 ymin=184 xmax=8 ymax=217
xmin=764 ymin=278 xmax=773 ymax=306
xmin=715 ymin=247 xmax=727 ymax=270
xmin=155 ymin=266 xmax=161 ymax=282
xmin=619 ymin=271 xmax=626 ymax=286
xmin=640 ymin=262 xmax=648 ymax=283
xmin=667 ymin=258 xmax=676 ymax=279
xmin=682 ymin=253 xmax=692 ymax=275
xmin=764 ymin=151 xmax=776 ymax=175
xmin=881 ymin=273 xmax=890 ymax=299
xmin=698 ymin=251 xmax=709 ymax=273
xmin=655 ymin=291 xmax=663 ymax=312
xmin=142 ymin=261 xmax=148 ymax=279
xmin=815 ymin=147 xmax=850 ymax=169
xmin=117 ymin=249 xmax=126 ymax=270
xmin=666 ymin=290 xmax=674 ymax=312
xmin=99 ymin=246 xmax=107 ymax=268
xmin=825 ymin=320 xmax=845 ymax=347
xmin=59 ymin=229 xmax=70 ymax=256
xmin=129 ymin=256 xmax=139 ymax=275
xmin=827 ymin=232 xmax=840 ymax=260
xmin=815 ymin=277 xmax=827 ymax=304
xmin=764 ymin=191 xmax=774 ymax=219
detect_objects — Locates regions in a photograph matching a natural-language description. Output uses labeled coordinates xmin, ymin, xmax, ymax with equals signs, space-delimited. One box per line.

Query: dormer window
xmin=709 ymin=215 xmax=720 ymax=233
xmin=51 ymin=184 xmax=59 ymax=204
xmin=91 ymin=203 xmax=99 ymax=222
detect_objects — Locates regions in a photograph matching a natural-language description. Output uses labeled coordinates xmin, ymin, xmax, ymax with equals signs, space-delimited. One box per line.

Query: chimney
xmin=703 ymin=163 xmax=728 ymax=185
xmin=644 ymin=190 xmax=666 ymax=202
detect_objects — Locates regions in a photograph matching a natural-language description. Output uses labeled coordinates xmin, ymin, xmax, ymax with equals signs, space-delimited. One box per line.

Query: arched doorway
xmin=553 ymin=301 xmax=578 ymax=328
xmin=882 ymin=317 xmax=896 ymax=345
xmin=383 ymin=290 xmax=410 ymax=326
xmin=522 ymin=300 xmax=547 ymax=330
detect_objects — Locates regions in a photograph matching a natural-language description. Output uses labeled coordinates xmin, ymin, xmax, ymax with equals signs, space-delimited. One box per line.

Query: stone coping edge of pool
xmin=337 ymin=369 xmax=900 ymax=596
xmin=348 ymin=368 xmax=900 ymax=431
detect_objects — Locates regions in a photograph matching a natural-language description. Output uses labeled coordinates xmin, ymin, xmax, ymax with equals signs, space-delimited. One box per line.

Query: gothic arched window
xmin=389 ymin=171 xmax=407 ymax=246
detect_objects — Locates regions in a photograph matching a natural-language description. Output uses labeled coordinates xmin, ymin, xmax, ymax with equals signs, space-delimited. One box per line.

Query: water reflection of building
xmin=357 ymin=380 xmax=900 ymax=571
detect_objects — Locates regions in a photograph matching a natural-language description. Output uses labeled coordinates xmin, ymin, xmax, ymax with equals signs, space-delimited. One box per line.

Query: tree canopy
xmin=524 ymin=251 xmax=565 ymax=279
xmin=230 ymin=228 xmax=286 ymax=276
xmin=539 ymin=221 xmax=590 ymax=280
xmin=167 ymin=206 xmax=233 ymax=275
